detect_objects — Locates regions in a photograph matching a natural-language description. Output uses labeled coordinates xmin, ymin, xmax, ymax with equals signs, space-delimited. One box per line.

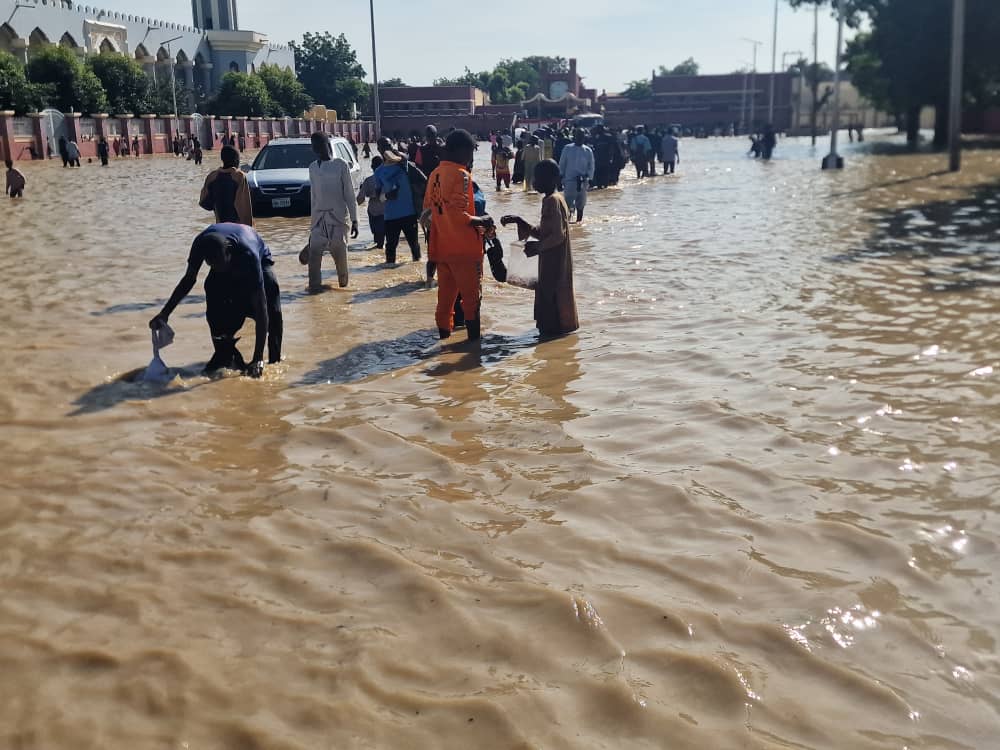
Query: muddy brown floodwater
xmin=1 ymin=134 xmax=999 ymax=749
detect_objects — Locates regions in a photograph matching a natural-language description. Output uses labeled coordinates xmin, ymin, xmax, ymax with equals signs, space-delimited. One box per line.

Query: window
xmin=229 ymin=61 xmax=239 ymax=72
xmin=334 ymin=142 xmax=355 ymax=168
xmin=251 ymin=143 xmax=315 ymax=170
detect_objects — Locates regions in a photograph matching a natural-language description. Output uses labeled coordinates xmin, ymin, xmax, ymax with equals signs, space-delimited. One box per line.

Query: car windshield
xmin=252 ymin=143 xmax=314 ymax=170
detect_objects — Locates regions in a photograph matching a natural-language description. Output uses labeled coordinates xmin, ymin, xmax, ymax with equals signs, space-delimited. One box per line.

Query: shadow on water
xmin=295 ymin=329 xmax=541 ymax=386
xmin=68 ymin=364 xmax=214 ymax=416
xmin=832 ymin=178 xmax=1000 ymax=292
xmin=350 ymin=280 xmax=426 ymax=305
xmin=295 ymin=328 xmax=441 ymax=386
xmin=90 ymin=295 xmax=206 ymax=317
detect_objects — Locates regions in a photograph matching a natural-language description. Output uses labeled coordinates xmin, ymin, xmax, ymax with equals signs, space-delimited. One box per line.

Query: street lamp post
xmin=369 ymin=0 xmax=380 ymax=138
xmin=948 ymin=0 xmax=966 ymax=172
xmin=741 ymin=38 xmax=763 ymax=132
xmin=783 ymin=50 xmax=804 ymax=133
xmin=141 ymin=26 xmax=161 ymax=86
xmin=739 ymin=67 xmax=749 ymax=135
xmin=768 ymin=0 xmax=779 ymax=124
xmin=822 ymin=0 xmax=846 ymax=169
xmin=811 ymin=4 xmax=819 ymax=146
xmin=161 ymin=35 xmax=182 ymax=120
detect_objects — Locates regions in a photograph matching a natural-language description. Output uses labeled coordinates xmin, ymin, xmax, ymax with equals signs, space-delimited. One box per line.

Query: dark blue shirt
xmin=188 ymin=223 xmax=273 ymax=292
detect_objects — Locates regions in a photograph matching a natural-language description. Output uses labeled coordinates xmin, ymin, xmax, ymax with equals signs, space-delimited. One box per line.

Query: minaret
xmin=192 ymin=0 xmax=239 ymax=30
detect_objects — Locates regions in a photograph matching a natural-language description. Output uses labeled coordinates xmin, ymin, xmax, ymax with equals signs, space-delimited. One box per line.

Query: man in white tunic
xmin=558 ymin=129 xmax=595 ymax=223
xmin=306 ymin=132 xmax=358 ymax=291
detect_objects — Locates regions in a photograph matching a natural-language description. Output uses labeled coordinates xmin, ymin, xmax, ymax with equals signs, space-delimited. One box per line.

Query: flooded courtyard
xmin=1 ymin=134 xmax=998 ymax=749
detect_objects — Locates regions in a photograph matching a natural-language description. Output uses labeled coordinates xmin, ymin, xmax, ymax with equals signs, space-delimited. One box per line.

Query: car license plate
xmin=271 ymin=197 xmax=291 ymax=208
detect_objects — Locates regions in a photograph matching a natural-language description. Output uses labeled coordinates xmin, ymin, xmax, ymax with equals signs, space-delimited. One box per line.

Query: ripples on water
xmin=1 ymin=134 xmax=998 ymax=749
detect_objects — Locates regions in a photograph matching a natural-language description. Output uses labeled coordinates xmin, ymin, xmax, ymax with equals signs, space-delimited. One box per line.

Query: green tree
xmin=787 ymin=0 xmax=1000 ymax=148
xmin=787 ymin=57 xmax=834 ymax=83
xmin=434 ymin=68 xmax=486 ymax=88
xmin=26 ymin=44 xmax=107 ymax=113
xmin=257 ymin=63 xmax=312 ymax=116
xmin=623 ymin=79 xmax=653 ymax=101
xmin=87 ymin=53 xmax=149 ymax=114
xmin=207 ymin=71 xmax=273 ymax=116
xmin=380 ymin=77 xmax=407 ymax=87
xmin=0 ymin=51 xmax=48 ymax=113
xmin=148 ymin=75 xmax=192 ymax=115
xmin=659 ymin=58 xmax=700 ymax=76
xmin=434 ymin=56 xmax=572 ymax=104
xmin=289 ymin=31 xmax=368 ymax=119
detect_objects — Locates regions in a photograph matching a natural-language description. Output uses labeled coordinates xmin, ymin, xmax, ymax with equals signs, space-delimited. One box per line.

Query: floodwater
xmin=1 ymin=134 xmax=999 ymax=750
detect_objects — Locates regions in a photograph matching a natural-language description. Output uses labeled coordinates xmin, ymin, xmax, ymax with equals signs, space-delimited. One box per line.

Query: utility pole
xmin=741 ymin=38 xmax=763 ymax=132
xmin=161 ymin=36 xmax=182 ymax=120
xmin=948 ymin=0 xmax=966 ymax=172
xmin=811 ymin=4 xmax=819 ymax=146
xmin=768 ymin=0 xmax=779 ymax=124
xmin=822 ymin=0 xmax=845 ymax=169
xmin=784 ymin=51 xmax=804 ymax=133
xmin=369 ymin=0 xmax=380 ymax=138
xmin=740 ymin=66 xmax=749 ymax=135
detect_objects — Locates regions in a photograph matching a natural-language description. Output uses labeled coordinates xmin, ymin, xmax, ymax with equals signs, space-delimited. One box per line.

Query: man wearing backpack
xmin=416 ymin=125 xmax=444 ymax=176
xmin=375 ymin=137 xmax=425 ymax=265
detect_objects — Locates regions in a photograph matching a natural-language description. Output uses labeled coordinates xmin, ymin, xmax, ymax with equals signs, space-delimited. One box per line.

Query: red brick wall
xmin=0 ymin=112 xmax=377 ymax=160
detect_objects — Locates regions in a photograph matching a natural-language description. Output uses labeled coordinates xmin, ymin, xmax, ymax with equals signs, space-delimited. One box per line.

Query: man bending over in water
xmin=149 ymin=223 xmax=282 ymax=378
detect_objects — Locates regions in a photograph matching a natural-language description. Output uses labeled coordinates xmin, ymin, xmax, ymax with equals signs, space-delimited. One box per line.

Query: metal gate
xmin=40 ymin=108 xmax=66 ymax=158
xmin=191 ymin=113 xmax=211 ymax=146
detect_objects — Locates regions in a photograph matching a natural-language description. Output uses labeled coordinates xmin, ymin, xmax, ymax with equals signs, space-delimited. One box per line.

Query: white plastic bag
xmin=506 ymin=240 xmax=538 ymax=290
xmin=141 ymin=323 xmax=175 ymax=383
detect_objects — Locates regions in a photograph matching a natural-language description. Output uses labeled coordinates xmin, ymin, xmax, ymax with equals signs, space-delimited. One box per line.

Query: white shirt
xmin=661 ymin=135 xmax=679 ymax=160
xmin=559 ymin=143 xmax=595 ymax=182
xmin=309 ymin=158 xmax=358 ymax=226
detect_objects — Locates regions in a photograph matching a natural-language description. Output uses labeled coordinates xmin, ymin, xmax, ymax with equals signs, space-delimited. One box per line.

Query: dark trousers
xmin=369 ymin=212 xmax=386 ymax=249
xmin=384 ymin=215 xmax=420 ymax=263
xmin=664 ymin=159 xmax=676 ymax=174
xmin=205 ymin=265 xmax=283 ymax=363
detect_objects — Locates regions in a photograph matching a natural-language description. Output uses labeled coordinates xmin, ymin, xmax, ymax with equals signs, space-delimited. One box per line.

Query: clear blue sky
xmin=90 ymin=0 xmax=850 ymax=91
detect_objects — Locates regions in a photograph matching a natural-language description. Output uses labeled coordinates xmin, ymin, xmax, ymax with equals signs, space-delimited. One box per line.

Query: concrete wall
xmin=0 ymin=110 xmax=374 ymax=160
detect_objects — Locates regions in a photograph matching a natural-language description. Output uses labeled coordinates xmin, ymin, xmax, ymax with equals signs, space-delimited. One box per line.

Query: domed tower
xmin=192 ymin=0 xmax=239 ymax=31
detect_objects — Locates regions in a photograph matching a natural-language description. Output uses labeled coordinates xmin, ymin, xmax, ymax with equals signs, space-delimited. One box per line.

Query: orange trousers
xmin=435 ymin=260 xmax=482 ymax=332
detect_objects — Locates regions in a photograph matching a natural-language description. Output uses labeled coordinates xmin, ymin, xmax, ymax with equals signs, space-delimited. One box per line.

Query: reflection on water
xmin=1 ymin=135 xmax=999 ymax=749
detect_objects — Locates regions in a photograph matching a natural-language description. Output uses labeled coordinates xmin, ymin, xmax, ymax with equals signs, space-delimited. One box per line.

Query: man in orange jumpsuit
xmin=423 ymin=129 xmax=494 ymax=341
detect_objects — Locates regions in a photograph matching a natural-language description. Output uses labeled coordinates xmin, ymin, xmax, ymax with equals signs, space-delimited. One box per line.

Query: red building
xmin=540 ymin=58 xmax=597 ymax=103
xmin=378 ymin=86 xmax=487 ymax=120
xmin=601 ymin=71 xmax=795 ymax=133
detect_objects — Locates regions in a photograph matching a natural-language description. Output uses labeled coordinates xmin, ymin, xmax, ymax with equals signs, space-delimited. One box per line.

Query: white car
xmin=245 ymin=136 xmax=361 ymax=216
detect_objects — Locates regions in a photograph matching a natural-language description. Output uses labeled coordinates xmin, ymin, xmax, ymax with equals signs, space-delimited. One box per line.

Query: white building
xmin=0 ymin=0 xmax=294 ymax=96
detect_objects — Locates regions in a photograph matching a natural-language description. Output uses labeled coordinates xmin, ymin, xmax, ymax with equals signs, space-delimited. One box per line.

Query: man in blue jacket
xmin=375 ymin=138 xmax=423 ymax=265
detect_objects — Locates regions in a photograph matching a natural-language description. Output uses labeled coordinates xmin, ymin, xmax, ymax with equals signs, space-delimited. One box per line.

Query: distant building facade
xmin=375 ymin=59 xmax=599 ymax=136
xmin=378 ymin=85 xmax=486 ymax=120
xmin=599 ymin=71 xmax=795 ymax=133
xmin=0 ymin=0 xmax=294 ymax=100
